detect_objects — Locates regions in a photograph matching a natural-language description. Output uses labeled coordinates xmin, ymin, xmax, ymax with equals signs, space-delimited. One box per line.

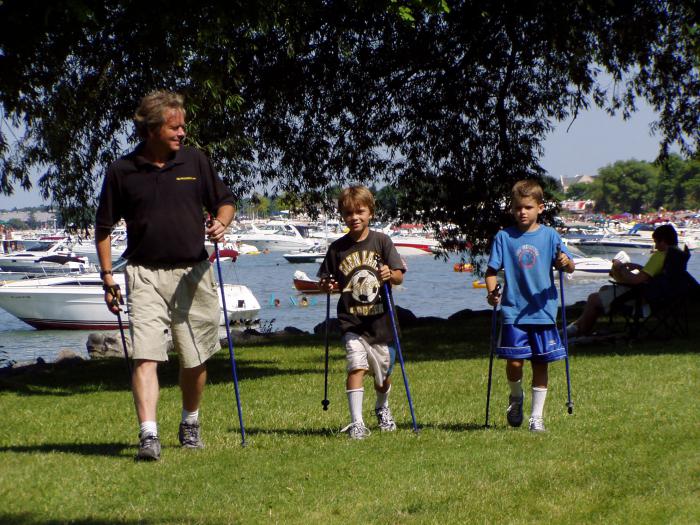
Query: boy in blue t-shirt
xmin=485 ymin=180 xmax=575 ymax=432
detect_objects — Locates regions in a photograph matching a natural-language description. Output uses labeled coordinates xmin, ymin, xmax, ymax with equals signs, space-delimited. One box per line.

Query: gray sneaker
xmin=136 ymin=433 xmax=161 ymax=461
xmin=340 ymin=421 xmax=371 ymax=440
xmin=179 ymin=421 xmax=205 ymax=449
xmin=507 ymin=394 xmax=524 ymax=427
xmin=529 ymin=417 xmax=546 ymax=433
xmin=375 ymin=406 xmax=397 ymax=432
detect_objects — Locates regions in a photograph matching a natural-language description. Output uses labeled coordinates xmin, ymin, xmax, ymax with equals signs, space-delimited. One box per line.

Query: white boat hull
xmin=392 ymin=236 xmax=441 ymax=256
xmin=0 ymin=273 xmax=260 ymax=330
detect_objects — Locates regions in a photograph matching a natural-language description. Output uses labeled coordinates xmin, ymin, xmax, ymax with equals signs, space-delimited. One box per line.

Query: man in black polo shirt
xmin=95 ymin=90 xmax=235 ymax=461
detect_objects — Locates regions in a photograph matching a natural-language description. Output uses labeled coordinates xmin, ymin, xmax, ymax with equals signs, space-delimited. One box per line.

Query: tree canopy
xmin=1 ymin=1 xmax=698 ymax=254
xmin=566 ymin=154 xmax=700 ymax=214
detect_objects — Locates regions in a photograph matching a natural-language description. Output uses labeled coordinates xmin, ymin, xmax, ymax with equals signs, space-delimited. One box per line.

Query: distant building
xmin=559 ymin=174 xmax=595 ymax=191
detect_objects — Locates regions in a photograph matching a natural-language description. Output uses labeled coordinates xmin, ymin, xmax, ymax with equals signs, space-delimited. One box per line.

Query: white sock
xmin=531 ymin=387 xmax=548 ymax=419
xmin=139 ymin=421 xmax=158 ymax=437
xmin=509 ymin=379 xmax=523 ymax=399
xmin=182 ymin=408 xmax=199 ymax=424
xmin=375 ymin=384 xmax=391 ymax=409
xmin=346 ymin=388 xmax=364 ymax=424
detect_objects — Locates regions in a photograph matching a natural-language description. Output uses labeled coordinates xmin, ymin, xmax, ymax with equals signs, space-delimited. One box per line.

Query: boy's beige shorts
xmin=125 ymin=260 xmax=220 ymax=368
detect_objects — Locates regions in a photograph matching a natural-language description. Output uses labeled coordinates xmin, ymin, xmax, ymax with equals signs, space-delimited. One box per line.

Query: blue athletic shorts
xmin=496 ymin=324 xmax=567 ymax=363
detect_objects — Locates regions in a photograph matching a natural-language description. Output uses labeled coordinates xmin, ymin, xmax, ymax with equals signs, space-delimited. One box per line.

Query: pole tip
xmin=322 ymin=399 xmax=330 ymax=411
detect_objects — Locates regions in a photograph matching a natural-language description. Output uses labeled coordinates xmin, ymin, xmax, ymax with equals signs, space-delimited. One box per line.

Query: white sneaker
xmin=375 ymin=406 xmax=397 ymax=432
xmin=528 ymin=417 xmax=546 ymax=433
xmin=340 ymin=421 xmax=371 ymax=440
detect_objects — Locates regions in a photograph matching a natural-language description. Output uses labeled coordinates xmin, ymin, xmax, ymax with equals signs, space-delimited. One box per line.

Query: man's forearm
xmin=95 ymin=229 xmax=114 ymax=282
xmin=215 ymin=204 xmax=236 ymax=228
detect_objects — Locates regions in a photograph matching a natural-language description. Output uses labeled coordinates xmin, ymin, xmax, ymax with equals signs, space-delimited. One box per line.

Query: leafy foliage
xmin=1 ymin=1 xmax=698 ymax=256
xmin=567 ymin=155 xmax=700 ymax=213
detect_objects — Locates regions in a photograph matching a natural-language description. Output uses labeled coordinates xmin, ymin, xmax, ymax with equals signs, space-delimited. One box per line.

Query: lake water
xmin=2 ymin=250 xmax=699 ymax=365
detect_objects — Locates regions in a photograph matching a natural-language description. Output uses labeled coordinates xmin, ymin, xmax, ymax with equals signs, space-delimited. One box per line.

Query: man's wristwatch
xmin=99 ymin=269 xmax=113 ymax=280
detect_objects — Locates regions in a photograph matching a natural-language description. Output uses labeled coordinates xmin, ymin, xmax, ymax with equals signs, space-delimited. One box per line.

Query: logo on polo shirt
xmin=176 ymin=177 xmax=197 ymax=181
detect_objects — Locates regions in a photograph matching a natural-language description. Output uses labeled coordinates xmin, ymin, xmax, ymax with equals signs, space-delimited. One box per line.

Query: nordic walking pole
xmin=484 ymin=283 xmax=501 ymax=428
xmin=211 ymin=222 xmax=247 ymax=446
xmin=557 ymin=246 xmax=574 ymax=415
xmin=321 ymin=274 xmax=332 ymax=411
xmin=106 ymin=283 xmax=132 ymax=378
xmin=377 ymin=258 xmax=419 ymax=433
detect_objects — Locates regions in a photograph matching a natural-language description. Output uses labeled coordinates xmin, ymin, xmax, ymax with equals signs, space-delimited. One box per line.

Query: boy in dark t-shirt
xmin=319 ymin=186 xmax=405 ymax=439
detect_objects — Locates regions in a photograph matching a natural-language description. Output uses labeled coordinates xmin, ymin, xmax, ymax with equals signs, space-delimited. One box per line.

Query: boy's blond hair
xmin=338 ymin=185 xmax=375 ymax=215
xmin=134 ymin=90 xmax=186 ymax=140
xmin=511 ymin=179 xmax=544 ymax=204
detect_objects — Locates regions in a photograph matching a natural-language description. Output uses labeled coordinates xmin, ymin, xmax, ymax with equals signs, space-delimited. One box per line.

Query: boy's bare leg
xmin=531 ymin=361 xmax=548 ymax=388
xmin=375 ymin=375 xmax=391 ymax=394
xmin=506 ymin=359 xmax=523 ymax=382
xmin=346 ymin=368 xmax=366 ymax=390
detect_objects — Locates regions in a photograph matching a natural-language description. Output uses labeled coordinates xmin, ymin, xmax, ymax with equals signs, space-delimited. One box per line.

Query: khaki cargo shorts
xmin=343 ymin=332 xmax=395 ymax=387
xmin=125 ymin=260 xmax=221 ymax=368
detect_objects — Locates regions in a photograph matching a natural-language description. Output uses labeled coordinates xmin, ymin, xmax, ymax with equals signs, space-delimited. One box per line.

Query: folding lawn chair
xmin=609 ymin=246 xmax=699 ymax=340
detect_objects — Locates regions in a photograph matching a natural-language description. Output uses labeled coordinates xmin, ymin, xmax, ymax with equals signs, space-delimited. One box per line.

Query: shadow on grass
xmin=0 ymin=515 xmax=153 ymax=525
xmin=420 ymin=421 xmax=487 ymax=432
xmin=240 ymin=426 xmax=337 ymax=438
xmin=1 ymin=307 xmax=697 ymax=396
xmin=0 ymin=441 xmax=131 ymax=457
xmin=0 ymin=355 xmax=324 ymax=397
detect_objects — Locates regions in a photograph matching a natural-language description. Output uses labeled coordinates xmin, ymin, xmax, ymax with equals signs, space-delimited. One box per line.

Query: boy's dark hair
xmin=652 ymin=224 xmax=678 ymax=246
xmin=134 ymin=90 xmax=185 ymax=140
xmin=511 ymin=180 xmax=544 ymax=204
xmin=338 ymin=185 xmax=375 ymax=215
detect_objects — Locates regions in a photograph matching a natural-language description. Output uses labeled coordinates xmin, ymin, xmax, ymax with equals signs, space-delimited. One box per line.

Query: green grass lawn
xmin=1 ymin=312 xmax=698 ymax=524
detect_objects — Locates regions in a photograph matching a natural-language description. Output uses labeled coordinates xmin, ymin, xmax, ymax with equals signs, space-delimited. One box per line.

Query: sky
xmin=0 ymin=100 xmax=668 ymax=210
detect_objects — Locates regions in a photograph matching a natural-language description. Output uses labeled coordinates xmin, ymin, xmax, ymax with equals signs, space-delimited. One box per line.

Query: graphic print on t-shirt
xmin=339 ymin=249 xmax=384 ymax=317
xmin=517 ymin=244 xmax=539 ymax=270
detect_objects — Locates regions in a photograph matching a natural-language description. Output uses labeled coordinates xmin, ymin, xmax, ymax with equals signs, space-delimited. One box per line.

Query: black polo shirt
xmin=95 ymin=144 xmax=235 ymax=265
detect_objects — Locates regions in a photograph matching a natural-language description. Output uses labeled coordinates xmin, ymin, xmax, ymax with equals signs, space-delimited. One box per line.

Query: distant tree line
xmin=565 ymin=154 xmax=700 ymax=214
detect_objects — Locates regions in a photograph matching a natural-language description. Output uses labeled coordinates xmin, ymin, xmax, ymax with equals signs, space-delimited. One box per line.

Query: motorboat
xmin=574 ymin=223 xmax=697 ymax=257
xmin=292 ymin=270 xmax=339 ymax=294
xmin=229 ymin=222 xmax=315 ymax=252
xmin=68 ymin=237 xmax=127 ymax=265
xmin=283 ymin=243 xmax=328 ymax=264
xmin=0 ymin=241 xmax=89 ymax=274
xmin=0 ymin=269 xmax=260 ymax=330
xmin=390 ymin=233 xmax=441 ymax=256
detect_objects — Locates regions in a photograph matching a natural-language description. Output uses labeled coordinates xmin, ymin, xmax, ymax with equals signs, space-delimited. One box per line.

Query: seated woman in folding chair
xmin=566 ymin=224 xmax=680 ymax=337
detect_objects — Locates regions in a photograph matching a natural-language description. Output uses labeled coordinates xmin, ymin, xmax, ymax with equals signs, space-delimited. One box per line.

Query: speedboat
xmin=0 ymin=241 xmax=89 ymax=274
xmin=0 ymin=269 xmax=261 ymax=330
xmin=568 ymin=255 xmax=614 ymax=279
xmin=390 ymin=233 xmax=441 ymax=255
xmin=230 ymin=223 xmax=315 ymax=252
xmin=68 ymin=238 xmax=127 ymax=265
xmin=283 ymin=243 xmax=328 ymax=264
xmin=385 ymin=225 xmax=441 ymax=255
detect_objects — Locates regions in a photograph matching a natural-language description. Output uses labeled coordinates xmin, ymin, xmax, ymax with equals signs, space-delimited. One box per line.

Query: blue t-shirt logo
xmin=517 ymin=244 xmax=539 ymax=270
